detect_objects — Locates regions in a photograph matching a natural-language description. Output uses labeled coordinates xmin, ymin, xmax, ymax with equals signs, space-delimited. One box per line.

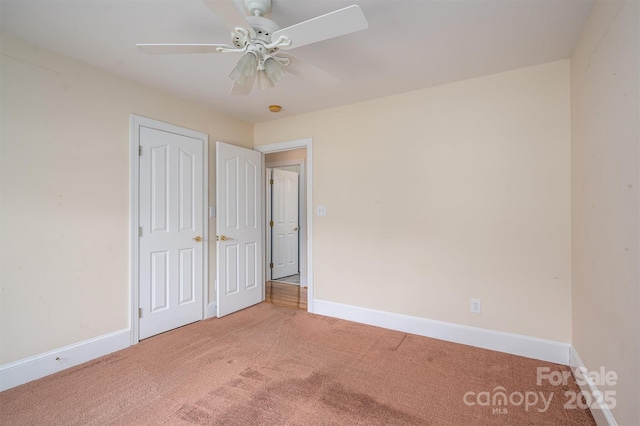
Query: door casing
xmin=129 ymin=114 xmax=209 ymax=344
xmin=255 ymin=138 xmax=314 ymax=312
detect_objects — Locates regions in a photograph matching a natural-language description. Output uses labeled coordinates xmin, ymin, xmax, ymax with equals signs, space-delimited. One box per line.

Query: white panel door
xmin=139 ymin=126 xmax=204 ymax=339
xmin=271 ymin=169 xmax=299 ymax=279
xmin=216 ymin=142 xmax=263 ymax=317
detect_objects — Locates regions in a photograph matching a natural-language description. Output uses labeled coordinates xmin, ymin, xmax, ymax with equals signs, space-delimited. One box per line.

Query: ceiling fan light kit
xmin=137 ymin=0 xmax=368 ymax=94
xmin=229 ymin=51 xmax=258 ymax=85
xmin=257 ymin=69 xmax=274 ymax=89
xmin=264 ymin=57 xmax=285 ymax=82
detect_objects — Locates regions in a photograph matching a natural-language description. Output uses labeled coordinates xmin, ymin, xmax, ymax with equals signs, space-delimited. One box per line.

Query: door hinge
xmin=139 ymin=226 xmax=142 ymax=237
xmin=269 ymin=179 xmax=274 ymax=185
xmin=138 ymin=308 xmax=142 ymax=318
xmin=138 ymin=146 xmax=142 ymax=156
xmin=269 ymin=220 xmax=274 ymax=227
xmin=269 ymin=262 xmax=274 ymax=269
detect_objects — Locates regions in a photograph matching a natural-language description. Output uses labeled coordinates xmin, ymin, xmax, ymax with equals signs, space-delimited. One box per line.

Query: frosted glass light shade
xmin=257 ymin=70 xmax=274 ymax=90
xmin=264 ymin=57 xmax=285 ymax=83
xmin=229 ymin=52 xmax=257 ymax=85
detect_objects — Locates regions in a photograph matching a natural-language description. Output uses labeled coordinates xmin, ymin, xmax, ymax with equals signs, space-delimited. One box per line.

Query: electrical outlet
xmin=470 ymin=298 xmax=481 ymax=314
xmin=317 ymin=205 xmax=327 ymax=216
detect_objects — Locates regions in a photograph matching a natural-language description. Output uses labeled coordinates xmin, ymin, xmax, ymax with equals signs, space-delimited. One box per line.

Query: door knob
xmin=193 ymin=236 xmax=202 ymax=242
xmin=217 ymin=235 xmax=233 ymax=241
xmin=294 ymin=227 xmax=299 ymax=231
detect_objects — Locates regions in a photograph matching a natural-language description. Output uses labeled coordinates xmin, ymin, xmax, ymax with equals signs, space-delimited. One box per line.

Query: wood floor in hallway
xmin=265 ymin=281 xmax=307 ymax=310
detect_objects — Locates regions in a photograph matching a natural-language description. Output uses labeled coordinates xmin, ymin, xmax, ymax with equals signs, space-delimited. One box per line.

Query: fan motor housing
xmin=232 ymin=16 xmax=280 ymax=48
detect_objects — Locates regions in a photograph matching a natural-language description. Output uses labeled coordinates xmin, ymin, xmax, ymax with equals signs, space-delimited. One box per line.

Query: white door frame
xmin=129 ymin=114 xmax=209 ymax=344
xmin=255 ymin=138 xmax=314 ymax=312
xmin=265 ymin=160 xmax=307 ymax=285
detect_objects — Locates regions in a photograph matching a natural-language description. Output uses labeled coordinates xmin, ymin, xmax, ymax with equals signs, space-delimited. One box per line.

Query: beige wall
xmin=0 ymin=35 xmax=253 ymax=364
xmin=571 ymin=0 xmax=639 ymax=424
xmin=255 ymin=60 xmax=572 ymax=342
xmin=265 ymin=148 xmax=307 ymax=163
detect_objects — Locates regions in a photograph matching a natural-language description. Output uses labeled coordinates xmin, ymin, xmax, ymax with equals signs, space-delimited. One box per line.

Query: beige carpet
xmin=1 ymin=303 xmax=595 ymax=425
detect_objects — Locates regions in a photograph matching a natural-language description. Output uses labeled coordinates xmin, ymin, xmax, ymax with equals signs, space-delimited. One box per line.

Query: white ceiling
xmin=0 ymin=0 xmax=594 ymax=124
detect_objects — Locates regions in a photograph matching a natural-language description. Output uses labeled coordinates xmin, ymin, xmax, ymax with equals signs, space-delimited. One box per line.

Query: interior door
xmin=271 ymin=169 xmax=299 ymax=279
xmin=139 ymin=126 xmax=204 ymax=339
xmin=216 ymin=142 xmax=263 ymax=317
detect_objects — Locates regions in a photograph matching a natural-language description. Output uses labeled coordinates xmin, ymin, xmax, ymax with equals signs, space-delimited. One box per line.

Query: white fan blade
xmin=272 ymin=5 xmax=368 ymax=50
xmin=202 ymin=0 xmax=256 ymax=38
xmin=230 ymin=73 xmax=256 ymax=95
xmin=137 ymin=44 xmax=232 ymax=54
xmin=279 ymin=53 xmax=342 ymax=89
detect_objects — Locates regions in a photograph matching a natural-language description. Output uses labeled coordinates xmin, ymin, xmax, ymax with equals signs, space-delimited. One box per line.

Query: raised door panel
xmin=244 ymin=159 xmax=258 ymax=229
xmin=179 ymin=248 xmax=195 ymax=305
xmin=150 ymin=251 xmax=169 ymax=312
xmin=150 ymin=145 xmax=169 ymax=234
xmin=179 ymin=149 xmax=195 ymax=232
xmin=224 ymin=157 xmax=239 ymax=230
xmin=225 ymin=244 xmax=240 ymax=295
xmin=245 ymin=242 xmax=258 ymax=290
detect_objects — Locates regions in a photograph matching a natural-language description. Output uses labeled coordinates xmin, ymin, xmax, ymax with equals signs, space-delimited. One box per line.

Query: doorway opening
xmin=266 ymin=150 xmax=305 ymax=309
xmin=255 ymin=139 xmax=313 ymax=312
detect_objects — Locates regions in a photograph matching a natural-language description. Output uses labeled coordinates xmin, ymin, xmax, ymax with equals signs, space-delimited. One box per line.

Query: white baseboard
xmin=206 ymin=302 xmax=217 ymax=319
xmin=0 ymin=329 xmax=130 ymax=392
xmin=313 ymin=299 xmax=570 ymax=365
xmin=569 ymin=346 xmax=618 ymax=426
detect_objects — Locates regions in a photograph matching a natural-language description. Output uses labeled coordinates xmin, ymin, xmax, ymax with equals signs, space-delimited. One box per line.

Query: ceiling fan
xmin=137 ymin=0 xmax=368 ymax=95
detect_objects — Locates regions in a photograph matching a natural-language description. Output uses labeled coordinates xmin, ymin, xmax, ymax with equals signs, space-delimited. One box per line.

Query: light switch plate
xmin=317 ymin=205 xmax=327 ymax=216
